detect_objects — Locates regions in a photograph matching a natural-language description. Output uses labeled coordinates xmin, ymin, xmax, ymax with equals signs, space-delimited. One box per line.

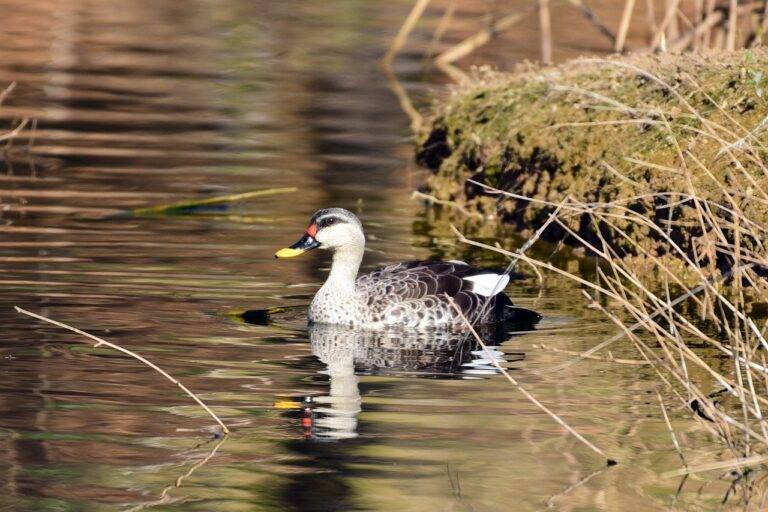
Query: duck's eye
xmin=326 ymin=218 xmax=337 ymax=225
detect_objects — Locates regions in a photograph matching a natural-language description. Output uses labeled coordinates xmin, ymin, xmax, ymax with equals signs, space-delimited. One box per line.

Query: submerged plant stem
xmin=131 ymin=187 xmax=298 ymax=216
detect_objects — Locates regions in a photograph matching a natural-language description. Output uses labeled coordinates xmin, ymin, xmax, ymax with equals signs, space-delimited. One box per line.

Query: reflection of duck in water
xmin=275 ymin=208 xmax=541 ymax=329
xmin=302 ymin=323 xmax=529 ymax=441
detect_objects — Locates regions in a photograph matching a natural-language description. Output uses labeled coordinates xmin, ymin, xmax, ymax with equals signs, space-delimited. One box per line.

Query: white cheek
xmin=317 ymin=225 xmax=352 ymax=246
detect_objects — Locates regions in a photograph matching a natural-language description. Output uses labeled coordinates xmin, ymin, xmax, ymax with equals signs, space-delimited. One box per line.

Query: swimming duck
xmin=275 ymin=208 xmax=540 ymax=330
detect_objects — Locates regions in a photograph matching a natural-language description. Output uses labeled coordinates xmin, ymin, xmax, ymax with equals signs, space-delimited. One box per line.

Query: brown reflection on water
xmin=0 ymin=0 xmax=746 ymax=511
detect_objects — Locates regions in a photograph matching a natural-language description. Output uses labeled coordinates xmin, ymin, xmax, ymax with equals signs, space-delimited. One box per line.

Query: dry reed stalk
xmin=532 ymin=343 xmax=649 ymax=364
xmin=462 ymin=198 xmax=569 ymax=328
xmin=648 ymin=2 xmax=759 ymax=52
xmin=658 ymin=391 xmax=688 ymax=467
xmin=692 ymin=0 xmax=704 ymax=49
xmin=644 ymin=0 xmax=658 ymax=36
xmin=651 ymin=0 xmax=683 ymax=50
xmin=411 ymin=189 xmax=483 ymax=219
xmin=450 ymin=145 xmax=768 ymax=482
xmin=445 ymin=296 xmax=616 ymax=464
xmin=703 ymin=0 xmax=717 ymax=47
xmin=0 ymin=119 xmax=29 ymax=143
xmin=0 ymin=82 xmax=16 ymax=108
xmin=713 ymin=25 xmax=727 ymax=48
xmin=435 ymin=7 xmax=534 ymax=65
xmin=425 ymin=0 xmax=457 ymax=59
xmin=663 ymin=452 xmax=768 ymax=477
xmin=540 ymin=0 xmax=553 ymax=63
xmin=566 ymin=0 xmax=618 ymax=45
xmin=668 ymin=0 xmax=681 ymax=39
xmin=15 ymin=306 xmax=230 ymax=435
xmin=383 ymin=0 xmax=431 ymax=65
xmin=668 ymin=10 xmax=724 ymax=51
xmin=727 ymin=0 xmax=740 ymax=50
xmin=615 ymin=0 xmax=637 ymax=51
xmin=436 ymin=60 xmax=470 ymax=82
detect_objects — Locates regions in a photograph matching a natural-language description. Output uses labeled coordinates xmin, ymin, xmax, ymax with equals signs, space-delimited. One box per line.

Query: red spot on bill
xmin=306 ymin=224 xmax=318 ymax=237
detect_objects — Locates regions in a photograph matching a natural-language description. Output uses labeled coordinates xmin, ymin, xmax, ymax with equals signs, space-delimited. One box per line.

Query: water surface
xmin=0 ymin=1 xmax=736 ymax=510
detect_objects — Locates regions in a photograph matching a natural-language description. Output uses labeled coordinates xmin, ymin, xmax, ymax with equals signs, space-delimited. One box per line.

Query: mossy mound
xmin=417 ymin=50 xmax=768 ymax=270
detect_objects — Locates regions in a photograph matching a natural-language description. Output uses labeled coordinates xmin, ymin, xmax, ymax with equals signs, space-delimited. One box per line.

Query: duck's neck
xmin=324 ymin=245 xmax=363 ymax=293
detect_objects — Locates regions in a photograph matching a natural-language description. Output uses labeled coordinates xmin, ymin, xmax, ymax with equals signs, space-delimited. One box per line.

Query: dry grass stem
xmin=425 ymin=0 xmax=457 ymax=59
xmin=727 ymin=0 xmax=739 ymax=50
xmin=566 ymin=0 xmax=618 ymax=44
xmin=411 ymin=189 xmax=482 ymax=219
xmin=615 ymin=0 xmax=637 ymax=51
xmin=658 ymin=391 xmax=688 ymax=467
xmin=532 ymin=343 xmax=650 ymax=365
xmin=435 ymin=7 xmax=535 ymax=65
xmin=539 ymin=0 xmax=553 ymax=63
xmin=444 ymin=77 xmax=768 ymax=483
xmin=663 ymin=453 xmax=768 ymax=477
xmin=446 ymin=296 xmax=616 ymax=464
xmin=14 ymin=306 xmax=230 ymax=435
xmin=383 ymin=0 xmax=431 ymax=65
xmin=0 ymin=118 xmax=29 ymax=143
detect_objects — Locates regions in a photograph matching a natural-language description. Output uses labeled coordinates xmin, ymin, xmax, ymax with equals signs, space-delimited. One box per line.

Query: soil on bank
xmin=416 ymin=50 xmax=768 ymax=272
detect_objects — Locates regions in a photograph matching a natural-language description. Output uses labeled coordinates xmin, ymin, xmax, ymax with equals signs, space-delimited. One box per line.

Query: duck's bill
xmin=275 ymin=234 xmax=320 ymax=258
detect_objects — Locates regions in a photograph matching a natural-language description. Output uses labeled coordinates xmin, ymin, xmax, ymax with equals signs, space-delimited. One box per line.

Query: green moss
xmin=417 ymin=51 xmax=768 ymax=266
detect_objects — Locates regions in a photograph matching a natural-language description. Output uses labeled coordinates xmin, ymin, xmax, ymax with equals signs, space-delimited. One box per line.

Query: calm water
xmin=0 ymin=1 xmax=738 ymax=511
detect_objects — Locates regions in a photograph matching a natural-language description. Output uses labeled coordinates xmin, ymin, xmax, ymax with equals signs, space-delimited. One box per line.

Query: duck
xmin=275 ymin=208 xmax=541 ymax=330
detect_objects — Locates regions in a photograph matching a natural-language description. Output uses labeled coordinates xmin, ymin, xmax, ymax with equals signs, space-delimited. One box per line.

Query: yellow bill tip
xmin=275 ymin=247 xmax=305 ymax=259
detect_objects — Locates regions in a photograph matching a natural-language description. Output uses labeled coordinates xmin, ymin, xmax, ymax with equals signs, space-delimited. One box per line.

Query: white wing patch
xmin=463 ymin=273 xmax=510 ymax=296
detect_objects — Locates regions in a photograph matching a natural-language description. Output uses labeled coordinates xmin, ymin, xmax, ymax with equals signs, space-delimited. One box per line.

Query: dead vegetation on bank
xmin=388 ymin=4 xmax=768 ymax=498
xmin=386 ymin=0 xmax=768 ymax=78
xmin=417 ymin=51 xmax=768 ymax=277
xmin=416 ymin=53 xmax=768 ymax=503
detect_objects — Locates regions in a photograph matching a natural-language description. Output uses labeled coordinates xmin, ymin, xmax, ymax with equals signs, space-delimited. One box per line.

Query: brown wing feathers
xmin=358 ymin=260 xmax=517 ymax=323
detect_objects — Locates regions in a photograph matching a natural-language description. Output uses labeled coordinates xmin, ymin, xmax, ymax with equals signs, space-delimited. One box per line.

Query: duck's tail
xmin=504 ymin=306 xmax=542 ymax=326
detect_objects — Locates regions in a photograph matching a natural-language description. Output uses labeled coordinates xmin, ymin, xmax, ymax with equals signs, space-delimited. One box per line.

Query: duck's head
xmin=275 ymin=208 xmax=364 ymax=258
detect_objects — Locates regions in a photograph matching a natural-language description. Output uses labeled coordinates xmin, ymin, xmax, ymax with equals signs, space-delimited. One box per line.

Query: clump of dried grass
xmin=450 ymin=61 xmax=768 ymax=505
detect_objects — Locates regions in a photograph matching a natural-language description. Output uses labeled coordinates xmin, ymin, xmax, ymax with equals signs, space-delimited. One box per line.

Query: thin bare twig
xmin=383 ymin=0 xmax=431 ymax=65
xmin=567 ymin=0 xmax=617 ymax=44
xmin=663 ymin=453 xmax=768 ymax=477
xmin=435 ymin=7 xmax=535 ymax=65
xmin=15 ymin=306 xmax=230 ymax=434
xmin=615 ymin=0 xmax=637 ymax=51
xmin=658 ymin=391 xmax=687 ymax=468
xmin=446 ymin=295 xmax=616 ymax=464
xmin=540 ymin=0 xmax=553 ymax=63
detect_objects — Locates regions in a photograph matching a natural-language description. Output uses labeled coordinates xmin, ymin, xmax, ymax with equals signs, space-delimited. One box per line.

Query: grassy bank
xmin=417 ymin=50 xmax=768 ymax=275
xmin=418 ymin=50 xmax=768 ymax=489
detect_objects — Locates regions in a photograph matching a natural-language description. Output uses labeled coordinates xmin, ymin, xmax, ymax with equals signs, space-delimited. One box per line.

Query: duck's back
xmin=354 ymin=260 xmax=525 ymax=329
